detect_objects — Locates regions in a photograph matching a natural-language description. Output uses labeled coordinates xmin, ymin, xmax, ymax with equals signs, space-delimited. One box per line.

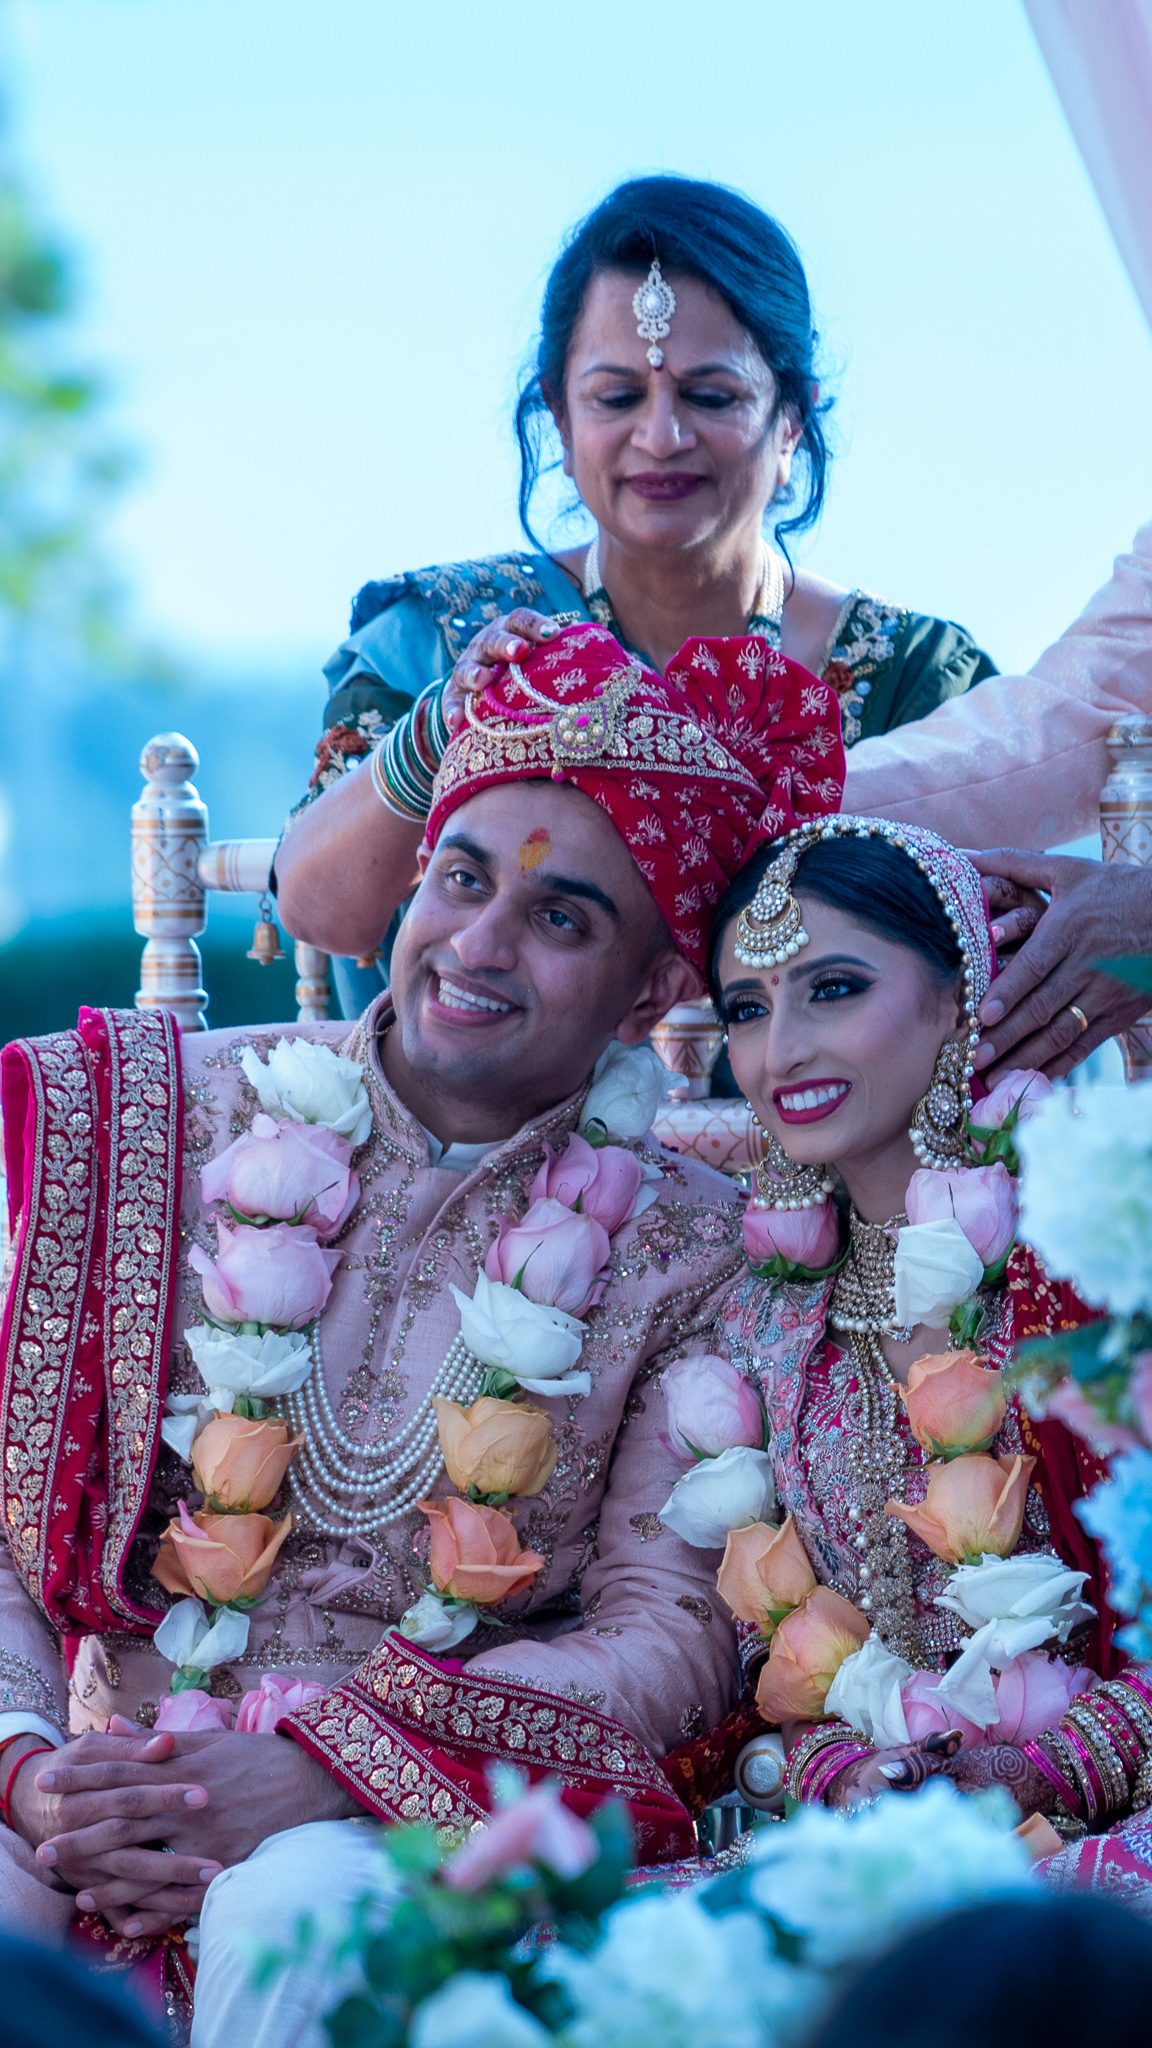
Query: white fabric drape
xmin=1023 ymin=0 xmax=1152 ymax=333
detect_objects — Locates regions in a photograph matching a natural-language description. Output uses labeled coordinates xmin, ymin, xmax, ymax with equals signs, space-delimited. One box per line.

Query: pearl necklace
xmin=582 ymin=536 xmax=785 ymax=640
xmin=282 ymin=1328 xmax=485 ymax=1540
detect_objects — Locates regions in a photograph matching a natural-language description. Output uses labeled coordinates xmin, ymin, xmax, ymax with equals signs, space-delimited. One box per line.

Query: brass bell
xmin=247 ymin=894 xmax=286 ymax=966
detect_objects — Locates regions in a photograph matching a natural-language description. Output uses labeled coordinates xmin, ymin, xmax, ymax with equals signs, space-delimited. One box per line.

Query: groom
xmin=0 ymin=626 xmax=843 ymax=2044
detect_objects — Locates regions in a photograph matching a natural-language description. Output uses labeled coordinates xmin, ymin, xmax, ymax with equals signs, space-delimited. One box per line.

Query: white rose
xmin=935 ymin=1552 xmax=1095 ymax=1727
xmin=154 ymin=1596 xmax=251 ymax=1673
xmin=450 ymin=1272 xmax=591 ymax=1396
xmin=893 ymin=1217 xmax=984 ymax=1328
xmin=824 ymin=1635 xmax=913 ymax=1749
xmin=184 ymin=1324 xmax=314 ymax=1409
xmin=396 ymin=1592 xmax=479 ymax=1651
xmin=240 ymin=1037 xmax=373 ymax=1147
xmin=411 ymin=1973 xmax=551 ymax=2048
xmin=580 ymin=1041 xmax=667 ymax=1143
xmin=1018 ymin=1085 xmax=1152 ymax=1315
xmin=659 ymin=1445 xmax=776 ymax=1549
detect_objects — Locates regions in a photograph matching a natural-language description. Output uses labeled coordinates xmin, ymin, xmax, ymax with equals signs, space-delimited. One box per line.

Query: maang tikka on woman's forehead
xmin=633 ymin=258 xmax=676 ymax=368
xmin=734 ymin=843 xmax=811 ymax=969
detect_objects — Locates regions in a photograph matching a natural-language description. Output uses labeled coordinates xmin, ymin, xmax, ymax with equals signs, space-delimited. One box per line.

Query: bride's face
xmin=716 ymin=894 xmax=967 ymax=1175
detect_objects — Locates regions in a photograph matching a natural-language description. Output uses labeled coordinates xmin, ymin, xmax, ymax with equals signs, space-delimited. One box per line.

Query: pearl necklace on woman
xmin=582 ymin=535 xmax=785 ymax=642
xmin=281 ymin=1328 xmax=485 ymax=1541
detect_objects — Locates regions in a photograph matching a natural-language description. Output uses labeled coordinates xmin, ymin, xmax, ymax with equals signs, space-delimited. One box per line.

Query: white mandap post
xmin=1100 ymin=716 xmax=1152 ymax=1080
xmin=132 ymin=731 xmax=330 ymax=1029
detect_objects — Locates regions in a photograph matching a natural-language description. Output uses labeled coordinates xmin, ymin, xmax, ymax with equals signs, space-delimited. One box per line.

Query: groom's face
xmin=385 ymin=780 xmax=693 ymax=1123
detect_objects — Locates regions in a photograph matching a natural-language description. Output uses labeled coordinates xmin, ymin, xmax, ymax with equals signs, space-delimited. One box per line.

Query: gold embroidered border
xmin=286 ymin=1700 xmax=484 ymax=1836
xmin=0 ymin=1031 xmax=101 ymax=1621
xmin=99 ymin=1008 xmax=181 ymax=1609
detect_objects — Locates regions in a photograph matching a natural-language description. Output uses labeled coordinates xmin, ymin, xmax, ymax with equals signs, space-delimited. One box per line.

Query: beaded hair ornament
xmin=633 ymin=259 xmax=676 ymax=368
xmin=738 ymin=815 xmax=995 ymax=1173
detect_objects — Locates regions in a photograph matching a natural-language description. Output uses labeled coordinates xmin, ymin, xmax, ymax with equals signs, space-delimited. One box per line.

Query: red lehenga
xmin=664 ymin=1244 xmax=1152 ymax=1906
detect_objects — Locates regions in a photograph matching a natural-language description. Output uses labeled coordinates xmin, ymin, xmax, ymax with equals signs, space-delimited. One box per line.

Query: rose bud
xmin=905 ymin=1164 xmax=1017 ymax=1270
xmin=240 ymin=1036 xmax=372 ymax=1146
xmin=234 ymin=1673 xmax=325 ymax=1733
xmin=754 ymin=1585 xmax=870 ymax=1724
xmin=885 ymin=1452 xmax=1035 ymax=1564
xmin=530 ymin=1132 xmax=653 ymax=1235
xmin=418 ymin=1497 xmax=545 ymax=1605
xmin=717 ymin=1516 xmax=816 ymax=1638
xmin=968 ymin=1069 xmax=1053 ymax=1148
xmin=152 ymin=1500 xmax=294 ymax=1604
xmin=154 ymin=1690 xmax=236 ymax=1732
xmin=990 ymin=1650 xmax=1094 ymax=1746
xmin=443 ymin=1781 xmax=598 ymax=1891
xmin=899 ymin=1670 xmax=987 ymax=1750
xmin=201 ymin=1115 xmax=359 ymax=1237
xmin=485 ymin=1199 xmax=609 ymax=1314
xmin=433 ymin=1396 xmax=557 ymax=1499
xmin=743 ymin=1199 xmax=840 ymax=1273
xmin=192 ymin=1413 xmax=304 ymax=1512
xmin=899 ymin=1352 xmax=1007 ymax=1459
xmin=661 ymin=1354 xmax=764 ymax=1463
xmin=189 ymin=1220 xmax=341 ymax=1329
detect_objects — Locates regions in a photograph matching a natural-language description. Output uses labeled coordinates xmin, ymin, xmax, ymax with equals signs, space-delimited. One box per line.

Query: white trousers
xmin=191 ymin=1818 xmax=397 ymax=2048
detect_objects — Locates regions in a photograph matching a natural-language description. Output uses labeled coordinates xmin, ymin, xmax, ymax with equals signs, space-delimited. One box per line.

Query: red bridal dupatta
xmin=0 ymin=1006 xmax=182 ymax=1642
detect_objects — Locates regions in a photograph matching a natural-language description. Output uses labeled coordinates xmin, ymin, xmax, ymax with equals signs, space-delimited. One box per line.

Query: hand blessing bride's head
xmin=708 ymin=829 xmax=985 ymax=1221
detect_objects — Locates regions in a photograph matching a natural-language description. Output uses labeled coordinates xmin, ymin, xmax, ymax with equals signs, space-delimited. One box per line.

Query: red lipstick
xmin=772 ymin=1079 xmax=852 ymax=1126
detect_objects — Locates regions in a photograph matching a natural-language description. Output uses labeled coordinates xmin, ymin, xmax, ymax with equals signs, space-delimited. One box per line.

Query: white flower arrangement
xmin=240 ymin=1036 xmax=373 ymax=1148
xmin=579 ymin=1041 xmax=667 ymax=1145
xmin=1017 ymin=1084 xmax=1152 ymax=1316
xmin=658 ymin=1446 xmax=777 ymax=1549
xmin=450 ymin=1272 xmax=592 ymax=1397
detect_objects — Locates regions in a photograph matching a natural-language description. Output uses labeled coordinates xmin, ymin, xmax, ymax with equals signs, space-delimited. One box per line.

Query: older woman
xmin=273 ymin=175 xmax=994 ymax=1009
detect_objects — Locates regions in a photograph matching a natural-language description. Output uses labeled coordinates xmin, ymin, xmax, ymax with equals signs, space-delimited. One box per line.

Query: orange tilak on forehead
xmin=518 ymin=827 xmax=552 ymax=870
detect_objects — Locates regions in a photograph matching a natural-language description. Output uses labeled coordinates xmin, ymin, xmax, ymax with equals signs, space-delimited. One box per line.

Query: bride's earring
xmin=752 ymin=1130 xmax=834 ymax=1211
xmin=909 ymin=1034 xmax=976 ymax=1169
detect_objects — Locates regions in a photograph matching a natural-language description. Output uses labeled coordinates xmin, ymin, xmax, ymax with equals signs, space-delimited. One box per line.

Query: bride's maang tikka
xmin=633 ymin=258 xmax=676 ymax=368
xmin=734 ymin=842 xmax=810 ymax=968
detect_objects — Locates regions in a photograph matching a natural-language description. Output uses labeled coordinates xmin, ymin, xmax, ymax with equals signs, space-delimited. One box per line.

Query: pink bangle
xmin=1061 ymin=1724 xmax=1106 ymax=1821
xmin=1022 ymin=1738 xmax=1084 ymax=1817
xmin=806 ymin=1744 xmax=876 ymax=1804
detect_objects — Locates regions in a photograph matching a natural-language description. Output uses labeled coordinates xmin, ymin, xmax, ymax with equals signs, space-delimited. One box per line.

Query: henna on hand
xmin=946 ymin=1744 xmax=1059 ymax=1815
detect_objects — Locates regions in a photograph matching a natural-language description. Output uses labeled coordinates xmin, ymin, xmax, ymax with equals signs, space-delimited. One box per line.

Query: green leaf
xmin=169 ymin=1664 xmax=208 ymax=1693
xmin=325 ymin=1992 xmax=403 ymax=2048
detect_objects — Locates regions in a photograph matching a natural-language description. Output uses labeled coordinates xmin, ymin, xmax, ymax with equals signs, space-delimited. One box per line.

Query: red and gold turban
xmin=425 ymin=623 xmax=845 ymax=968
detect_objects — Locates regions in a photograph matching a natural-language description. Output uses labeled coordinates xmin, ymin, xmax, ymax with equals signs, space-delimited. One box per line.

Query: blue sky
xmin=9 ymin=0 xmax=1152 ymax=678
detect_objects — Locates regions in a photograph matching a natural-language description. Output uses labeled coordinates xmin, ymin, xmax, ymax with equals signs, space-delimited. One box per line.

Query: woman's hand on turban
xmin=444 ymin=609 xmax=563 ymax=730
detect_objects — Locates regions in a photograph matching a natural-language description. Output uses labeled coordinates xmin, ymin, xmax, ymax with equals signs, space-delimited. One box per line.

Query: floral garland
xmin=657 ymin=1068 xmax=1104 ymax=1779
xmin=153 ymin=1035 xmax=669 ymax=1697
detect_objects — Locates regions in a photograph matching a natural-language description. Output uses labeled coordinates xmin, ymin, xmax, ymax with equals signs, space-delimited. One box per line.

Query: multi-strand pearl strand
xmin=282 ymin=1329 xmax=485 ymax=1540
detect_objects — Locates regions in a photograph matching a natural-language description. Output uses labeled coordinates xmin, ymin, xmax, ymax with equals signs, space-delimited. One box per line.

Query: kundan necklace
xmin=582 ymin=535 xmax=785 ymax=646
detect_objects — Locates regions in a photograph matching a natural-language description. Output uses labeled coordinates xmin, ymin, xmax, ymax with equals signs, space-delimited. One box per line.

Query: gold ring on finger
xmin=1067 ymin=1003 xmax=1089 ymax=1034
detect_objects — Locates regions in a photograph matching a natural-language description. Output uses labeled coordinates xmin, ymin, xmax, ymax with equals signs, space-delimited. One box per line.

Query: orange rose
xmin=899 ymin=1352 xmax=1007 ymax=1459
xmin=418 ymin=1497 xmax=545 ymax=1605
xmin=754 ymin=1585 xmax=869 ymax=1723
xmin=717 ymin=1517 xmax=816 ymax=1638
xmin=192 ymin=1414 xmax=304 ymax=1512
xmin=152 ymin=1502 xmax=293 ymax=1604
xmin=885 ymin=1452 xmax=1035 ymax=1564
xmin=434 ymin=1396 xmax=557 ymax=1499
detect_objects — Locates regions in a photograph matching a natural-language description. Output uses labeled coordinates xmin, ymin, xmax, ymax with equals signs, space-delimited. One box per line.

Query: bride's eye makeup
xmin=808 ymin=969 xmax=874 ymax=1004
xmin=720 ymin=990 xmax=769 ymax=1027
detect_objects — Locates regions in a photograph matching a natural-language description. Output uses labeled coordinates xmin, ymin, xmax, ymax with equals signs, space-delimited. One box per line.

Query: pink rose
xmin=485 ymin=1198 xmax=609 ymax=1314
xmin=201 ymin=1115 xmax=359 ymax=1237
xmin=905 ymin=1164 xmax=1017 ymax=1269
xmin=900 ymin=1669 xmax=988 ymax=1749
xmin=969 ymin=1069 xmax=1054 ymax=1144
xmin=661 ymin=1354 xmax=764 ymax=1463
xmin=743 ymin=1199 xmax=840 ymax=1272
xmin=189 ymin=1220 xmax=341 ymax=1328
xmin=529 ymin=1133 xmax=651 ymax=1235
xmin=443 ymin=1782 xmax=598 ymax=1892
xmin=991 ymin=1651 xmax=1095 ymax=1745
xmin=1045 ymin=1377 xmax=1140 ymax=1455
xmin=154 ymin=1689 xmax=235 ymax=1732
xmin=234 ymin=1671 xmax=326 ymax=1733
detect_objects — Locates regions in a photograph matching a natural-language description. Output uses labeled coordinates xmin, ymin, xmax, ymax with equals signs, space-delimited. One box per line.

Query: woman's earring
xmin=754 ymin=1135 xmax=834 ymax=1212
xmin=909 ymin=1035 xmax=975 ymax=1170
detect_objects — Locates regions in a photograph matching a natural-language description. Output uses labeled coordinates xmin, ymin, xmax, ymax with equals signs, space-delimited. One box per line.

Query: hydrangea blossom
xmin=1017 ymin=1087 xmax=1152 ymax=1315
xmin=1077 ymin=1445 xmax=1152 ymax=1659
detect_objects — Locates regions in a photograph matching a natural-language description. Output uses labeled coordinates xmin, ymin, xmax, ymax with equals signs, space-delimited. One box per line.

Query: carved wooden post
xmin=132 ymin=734 xmax=209 ymax=1032
xmin=294 ymin=941 xmax=331 ymax=1023
xmin=1101 ymin=716 xmax=1152 ymax=1079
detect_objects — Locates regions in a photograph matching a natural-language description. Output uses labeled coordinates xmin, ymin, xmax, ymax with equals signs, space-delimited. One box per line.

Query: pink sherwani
xmin=843 ymin=516 xmax=1152 ymax=847
xmin=0 ymin=1000 xmax=743 ymax=1926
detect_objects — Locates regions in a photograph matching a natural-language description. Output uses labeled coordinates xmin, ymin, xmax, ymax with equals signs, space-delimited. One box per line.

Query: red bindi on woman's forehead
xmin=770 ymin=974 xmax=780 ymax=986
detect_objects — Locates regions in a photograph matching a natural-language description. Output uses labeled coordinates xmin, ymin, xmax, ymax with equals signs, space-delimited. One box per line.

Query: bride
xmin=664 ymin=814 xmax=1152 ymax=1865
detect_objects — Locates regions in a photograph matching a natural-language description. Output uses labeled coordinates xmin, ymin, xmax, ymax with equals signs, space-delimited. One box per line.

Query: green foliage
xmin=258 ymin=1802 xmax=636 ymax=2048
xmin=1008 ymin=1314 xmax=1152 ymax=1431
